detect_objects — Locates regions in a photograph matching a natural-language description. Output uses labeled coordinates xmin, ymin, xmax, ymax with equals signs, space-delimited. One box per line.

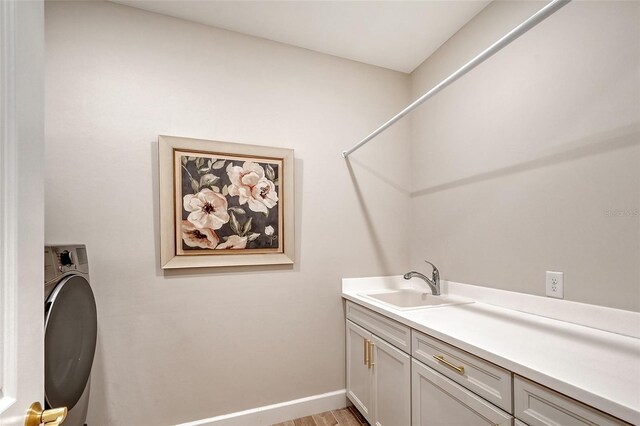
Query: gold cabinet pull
xmin=25 ymin=402 xmax=67 ymax=426
xmin=364 ymin=339 xmax=369 ymax=365
xmin=433 ymin=355 xmax=465 ymax=374
xmin=368 ymin=341 xmax=375 ymax=368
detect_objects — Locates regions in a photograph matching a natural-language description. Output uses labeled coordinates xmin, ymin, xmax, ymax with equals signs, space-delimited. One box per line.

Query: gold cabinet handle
xmin=433 ymin=355 xmax=465 ymax=374
xmin=364 ymin=339 xmax=369 ymax=366
xmin=25 ymin=402 xmax=67 ymax=426
xmin=368 ymin=341 xmax=375 ymax=368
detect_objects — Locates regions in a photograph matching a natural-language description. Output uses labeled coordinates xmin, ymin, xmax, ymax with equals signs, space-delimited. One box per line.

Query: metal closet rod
xmin=342 ymin=0 xmax=571 ymax=158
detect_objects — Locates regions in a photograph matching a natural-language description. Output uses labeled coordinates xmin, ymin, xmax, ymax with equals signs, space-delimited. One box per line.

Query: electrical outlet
xmin=546 ymin=271 xmax=564 ymax=299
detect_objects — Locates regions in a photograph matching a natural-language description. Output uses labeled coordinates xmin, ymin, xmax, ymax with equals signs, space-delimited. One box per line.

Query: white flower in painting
xmin=250 ymin=178 xmax=278 ymax=213
xmin=183 ymin=188 xmax=230 ymax=229
xmin=227 ymin=161 xmax=278 ymax=214
xmin=181 ymin=221 xmax=219 ymax=249
xmin=216 ymin=235 xmax=248 ymax=250
xmin=265 ymin=225 xmax=274 ymax=236
xmin=227 ymin=161 xmax=264 ymax=196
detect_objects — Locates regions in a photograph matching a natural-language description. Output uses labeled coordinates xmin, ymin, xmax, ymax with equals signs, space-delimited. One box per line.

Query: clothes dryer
xmin=44 ymin=245 xmax=97 ymax=426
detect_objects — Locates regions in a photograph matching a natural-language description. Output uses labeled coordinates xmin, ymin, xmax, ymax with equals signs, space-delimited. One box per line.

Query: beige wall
xmin=408 ymin=1 xmax=640 ymax=311
xmin=44 ymin=2 xmax=410 ymax=425
xmin=45 ymin=1 xmax=640 ymax=424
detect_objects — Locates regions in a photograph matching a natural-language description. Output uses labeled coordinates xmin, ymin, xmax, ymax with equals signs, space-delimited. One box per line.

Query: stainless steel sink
xmin=360 ymin=289 xmax=473 ymax=310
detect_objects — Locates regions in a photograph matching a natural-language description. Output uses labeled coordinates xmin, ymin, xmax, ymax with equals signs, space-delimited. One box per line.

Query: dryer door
xmin=44 ymin=275 xmax=97 ymax=410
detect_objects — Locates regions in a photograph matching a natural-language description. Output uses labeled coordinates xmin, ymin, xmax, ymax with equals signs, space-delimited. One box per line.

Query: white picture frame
xmin=158 ymin=135 xmax=294 ymax=269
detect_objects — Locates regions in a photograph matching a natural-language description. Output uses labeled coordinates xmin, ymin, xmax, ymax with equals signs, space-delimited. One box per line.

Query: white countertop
xmin=342 ymin=276 xmax=640 ymax=424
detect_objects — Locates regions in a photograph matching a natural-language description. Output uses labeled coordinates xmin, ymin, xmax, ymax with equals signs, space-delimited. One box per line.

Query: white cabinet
xmin=346 ymin=300 xmax=411 ymax=353
xmin=346 ymin=320 xmax=374 ymax=422
xmin=371 ymin=333 xmax=411 ymax=426
xmin=514 ymin=376 xmax=627 ymax=426
xmin=345 ymin=299 xmax=628 ymax=426
xmin=346 ymin=319 xmax=411 ymax=426
xmin=412 ymin=359 xmax=513 ymax=426
xmin=412 ymin=330 xmax=512 ymax=412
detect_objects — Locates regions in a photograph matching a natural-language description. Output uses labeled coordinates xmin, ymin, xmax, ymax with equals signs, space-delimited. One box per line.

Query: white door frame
xmin=0 ymin=0 xmax=20 ymax=413
xmin=0 ymin=0 xmax=45 ymax=424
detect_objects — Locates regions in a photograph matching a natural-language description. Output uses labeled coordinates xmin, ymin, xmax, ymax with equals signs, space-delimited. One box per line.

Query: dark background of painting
xmin=181 ymin=156 xmax=280 ymax=251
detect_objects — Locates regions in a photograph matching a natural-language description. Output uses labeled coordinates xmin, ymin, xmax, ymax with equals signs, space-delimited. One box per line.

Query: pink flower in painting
xmin=215 ymin=235 xmax=248 ymax=250
xmin=181 ymin=221 xmax=219 ymax=249
xmin=183 ymin=188 xmax=230 ymax=229
xmin=227 ymin=161 xmax=278 ymax=214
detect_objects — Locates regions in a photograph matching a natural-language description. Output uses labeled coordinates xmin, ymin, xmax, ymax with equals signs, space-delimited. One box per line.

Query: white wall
xmin=45 ymin=2 xmax=410 ymax=425
xmin=409 ymin=1 xmax=640 ymax=311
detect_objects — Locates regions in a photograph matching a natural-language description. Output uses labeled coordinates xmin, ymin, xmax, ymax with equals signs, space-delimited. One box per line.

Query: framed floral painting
xmin=159 ymin=135 xmax=294 ymax=269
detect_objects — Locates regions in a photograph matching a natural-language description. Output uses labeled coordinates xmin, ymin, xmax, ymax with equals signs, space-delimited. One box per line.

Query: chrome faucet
xmin=404 ymin=260 xmax=441 ymax=296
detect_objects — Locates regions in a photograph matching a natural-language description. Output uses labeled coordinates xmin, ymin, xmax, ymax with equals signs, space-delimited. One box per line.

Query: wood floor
xmin=273 ymin=406 xmax=369 ymax=426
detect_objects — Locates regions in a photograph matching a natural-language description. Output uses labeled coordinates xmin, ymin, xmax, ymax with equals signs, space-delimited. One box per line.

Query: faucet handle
xmin=424 ymin=260 xmax=440 ymax=278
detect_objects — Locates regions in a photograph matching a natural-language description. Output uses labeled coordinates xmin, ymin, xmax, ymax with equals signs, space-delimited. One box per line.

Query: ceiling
xmin=110 ymin=1 xmax=491 ymax=74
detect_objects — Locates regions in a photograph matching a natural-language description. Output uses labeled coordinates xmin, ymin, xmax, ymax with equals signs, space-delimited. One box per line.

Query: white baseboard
xmin=176 ymin=390 xmax=348 ymax=426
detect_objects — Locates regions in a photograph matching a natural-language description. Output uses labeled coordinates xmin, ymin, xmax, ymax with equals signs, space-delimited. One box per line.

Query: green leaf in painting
xmin=265 ymin=164 xmax=275 ymax=181
xmin=208 ymin=159 xmax=213 ymax=168
xmin=273 ymin=179 xmax=279 ymax=186
xmin=229 ymin=211 xmax=240 ymax=235
xmin=188 ymin=156 xmax=196 ymax=161
xmin=228 ymin=206 xmax=245 ymax=215
xmin=199 ymin=174 xmax=219 ymax=187
xmin=196 ymin=157 xmax=203 ymax=168
xmin=222 ymin=185 xmax=228 ymax=196
xmin=181 ymin=157 xmax=188 ymax=165
xmin=248 ymin=232 xmax=260 ymax=241
xmin=190 ymin=177 xmax=199 ymax=193
xmin=197 ymin=166 xmax=210 ymax=175
xmin=242 ymin=217 xmax=252 ymax=236
xmin=211 ymin=186 xmax=220 ymax=193
xmin=211 ymin=160 xmax=226 ymax=170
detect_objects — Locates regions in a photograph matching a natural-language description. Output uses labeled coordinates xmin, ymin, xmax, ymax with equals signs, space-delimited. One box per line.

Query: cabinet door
xmin=371 ymin=334 xmax=411 ymax=426
xmin=412 ymin=359 xmax=513 ymax=426
xmin=346 ymin=320 xmax=373 ymax=423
